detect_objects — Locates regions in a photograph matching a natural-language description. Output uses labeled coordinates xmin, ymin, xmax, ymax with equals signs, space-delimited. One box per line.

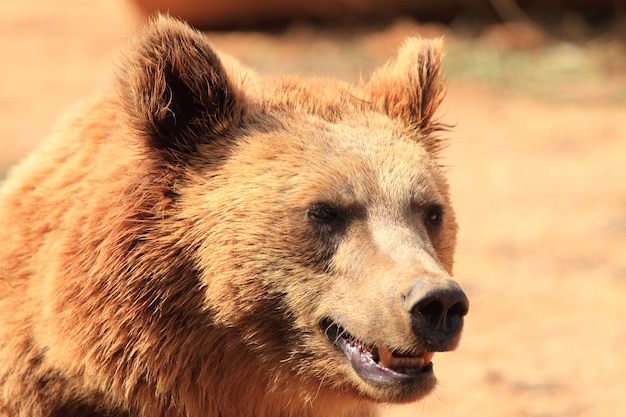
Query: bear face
xmin=186 ymin=114 xmax=466 ymax=405
xmin=0 ymin=15 xmax=467 ymax=417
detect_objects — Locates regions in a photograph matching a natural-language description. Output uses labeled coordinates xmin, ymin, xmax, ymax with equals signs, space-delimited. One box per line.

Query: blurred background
xmin=1 ymin=0 xmax=625 ymax=416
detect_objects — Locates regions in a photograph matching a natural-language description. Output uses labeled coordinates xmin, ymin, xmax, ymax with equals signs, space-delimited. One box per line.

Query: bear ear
xmin=118 ymin=15 xmax=243 ymax=156
xmin=367 ymin=38 xmax=447 ymax=154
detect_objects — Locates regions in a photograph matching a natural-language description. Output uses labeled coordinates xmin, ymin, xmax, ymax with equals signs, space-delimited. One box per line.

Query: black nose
xmin=406 ymin=278 xmax=469 ymax=351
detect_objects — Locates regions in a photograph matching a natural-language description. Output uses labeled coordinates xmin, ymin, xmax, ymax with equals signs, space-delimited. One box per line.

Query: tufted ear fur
xmin=367 ymin=38 xmax=447 ymax=155
xmin=118 ymin=15 xmax=243 ymax=157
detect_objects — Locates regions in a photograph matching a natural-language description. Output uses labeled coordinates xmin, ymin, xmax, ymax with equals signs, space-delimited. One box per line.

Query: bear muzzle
xmin=319 ymin=277 xmax=468 ymax=391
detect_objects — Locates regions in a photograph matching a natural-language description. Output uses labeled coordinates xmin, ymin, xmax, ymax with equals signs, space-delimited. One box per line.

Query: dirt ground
xmin=1 ymin=0 xmax=625 ymax=416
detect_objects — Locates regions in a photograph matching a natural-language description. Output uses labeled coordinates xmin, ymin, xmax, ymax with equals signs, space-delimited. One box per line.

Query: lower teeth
xmin=377 ymin=346 xmax=429 ymax=369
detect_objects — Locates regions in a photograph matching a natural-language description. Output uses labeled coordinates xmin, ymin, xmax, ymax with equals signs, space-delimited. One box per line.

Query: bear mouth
xmin=320 ymin=318 xmax=434 ymax=384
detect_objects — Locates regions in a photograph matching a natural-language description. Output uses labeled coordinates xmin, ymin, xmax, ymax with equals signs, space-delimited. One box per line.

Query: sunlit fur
xmin=0 ymin=15 xmax=457 ymax=417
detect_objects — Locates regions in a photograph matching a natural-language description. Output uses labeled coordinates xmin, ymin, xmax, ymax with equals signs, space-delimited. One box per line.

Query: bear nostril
xmin=449 ymin=301 xmax=469 ymax=318
xmin=416 ymin=299 xmax=445 ymax=330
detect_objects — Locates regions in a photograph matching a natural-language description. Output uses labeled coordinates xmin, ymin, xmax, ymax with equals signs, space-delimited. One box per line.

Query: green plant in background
xmin=444 ymin=38 xmax=624 ymax=103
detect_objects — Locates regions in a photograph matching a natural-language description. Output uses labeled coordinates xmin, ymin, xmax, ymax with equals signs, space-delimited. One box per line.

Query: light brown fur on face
xmin=0 ymin=15 xmax=467 ymax=417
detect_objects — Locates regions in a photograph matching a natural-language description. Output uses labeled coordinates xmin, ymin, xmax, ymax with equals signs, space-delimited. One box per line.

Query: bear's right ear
xmin=118 ymin=15 xmax=243 ymax=156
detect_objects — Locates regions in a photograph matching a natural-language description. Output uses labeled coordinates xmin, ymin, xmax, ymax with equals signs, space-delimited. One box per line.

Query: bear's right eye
xmin=307 ymin=203 xmax=342 ymax=225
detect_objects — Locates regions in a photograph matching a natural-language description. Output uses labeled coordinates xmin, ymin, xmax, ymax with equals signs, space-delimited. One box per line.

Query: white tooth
xmin=378 ymin=346 xmax=394 ymax=368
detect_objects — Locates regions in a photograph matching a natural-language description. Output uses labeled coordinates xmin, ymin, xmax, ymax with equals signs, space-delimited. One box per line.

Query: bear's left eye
xmin=423 ymin=204 xmax=444 ymax=230
xmin=307 ymin=203 xmax=343 ymax=225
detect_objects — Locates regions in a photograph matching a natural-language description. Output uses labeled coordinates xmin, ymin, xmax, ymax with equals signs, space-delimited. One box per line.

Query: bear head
xmin=19 ymin=15 xmax=468 ymax=417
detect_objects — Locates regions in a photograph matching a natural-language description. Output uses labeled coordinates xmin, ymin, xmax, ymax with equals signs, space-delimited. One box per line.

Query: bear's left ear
xmin=366 ymin=38 xmax=447 ymax=154
xmin=118 ymin=15 xmax=243 ymax=156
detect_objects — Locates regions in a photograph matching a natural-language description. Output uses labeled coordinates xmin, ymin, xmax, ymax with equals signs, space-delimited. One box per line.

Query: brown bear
xmin=0 ymin=15 xmax=468 ymax=417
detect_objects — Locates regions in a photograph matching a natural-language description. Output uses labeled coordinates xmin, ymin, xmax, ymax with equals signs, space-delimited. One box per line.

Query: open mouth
xmin=320 ymin=318 xmax=434 ymax=384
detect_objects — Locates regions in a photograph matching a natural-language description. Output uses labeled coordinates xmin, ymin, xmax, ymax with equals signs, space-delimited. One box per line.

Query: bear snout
xmin=405 ymin=277 xmax=469 ymax=352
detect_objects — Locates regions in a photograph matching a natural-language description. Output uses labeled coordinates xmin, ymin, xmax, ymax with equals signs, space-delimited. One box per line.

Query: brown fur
xmin=0 ymin=15 xmax=465 ymax=417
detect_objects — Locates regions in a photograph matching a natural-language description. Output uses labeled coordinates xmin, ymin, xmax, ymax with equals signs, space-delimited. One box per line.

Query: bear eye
xmin=423 ymin=204 xmax=443 ymax=230
xmin=307 ymin=203 xmax=342 ymax=225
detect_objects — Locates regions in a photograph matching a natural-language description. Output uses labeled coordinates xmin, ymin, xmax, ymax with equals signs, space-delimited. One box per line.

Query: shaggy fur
xmin=0 ymin=15 xmax=466 ymax=417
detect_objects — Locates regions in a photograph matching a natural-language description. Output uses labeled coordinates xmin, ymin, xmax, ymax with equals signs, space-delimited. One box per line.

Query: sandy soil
xmin=1 ymin=0 xmax=625 ymax=416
